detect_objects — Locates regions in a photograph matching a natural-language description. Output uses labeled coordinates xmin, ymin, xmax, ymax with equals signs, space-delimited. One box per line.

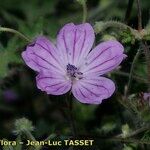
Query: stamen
xmin=66 ymin=64 xmax=83 ymax=80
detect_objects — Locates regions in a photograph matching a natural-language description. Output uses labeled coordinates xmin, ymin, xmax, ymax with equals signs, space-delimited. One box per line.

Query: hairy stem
xmin=90 ymin=125 xmax=150 ymax=144
xmin=106 ymin=137 xmax=150 ymax=145
xmin=116 ymin=125 xmax=150 ymax=138
xmin=125 ymin=48 xmax=141 ymax=97
xmin=112 ymin=70 xmax=147 ymax=83
xmin=23 ymin=130 xmax=43 ymax=150
xmin=94 ymin=21 xmax=142 ymax=40
xmin=124 ymin=0 xmax=134 ymax=24
xmin=44 ymin=133 xmax=57 ymax=142
xmin=141 ymin=41 xmax=150 ymax=91
xmin=23 ymin=129 xmax=36 ymax=141
xmin=66 ymin=94 xmax=77 ymax=137
xmin=82 ymin=0 xmax=87 ymax=23
xmin=136 ymin=0 xmax=142 ymax=31
xmin=0 ymin=27 xmax=30 ymax=42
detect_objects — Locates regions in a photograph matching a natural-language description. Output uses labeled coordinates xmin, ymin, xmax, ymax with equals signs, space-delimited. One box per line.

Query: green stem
xmin=23 ymin=129 xmax=36 ymax=141
xmin=125 ymin=48 xmax=141 ymax=97
xmin=112 ymin=70 xmax=147 ymax=83
xmin=94 ymin=21 xmax=142 ymax=40
xmin=141 ymin=41 xmax=150 ymax=91
xmin=23 ymin=130 xmax=42 ymax=150
xmin=116 ymin=125 xmax=150 ymax=138
xmin=124 ymin=0 xmax=134 ymax=24
xmin=65 ymin=94 xmax=77 ymax=137
xmin=106 ymin=137 xmax=150 ymax=145
xmin=44 ymin=133 xmax=57 ymax=142
xmin=0 ymin=27 xmax=31 ymax=42
xmin=136 ymin=0 xmax=142 ymax=31
xmin=82 ymin=0 xmax=87 ymax=23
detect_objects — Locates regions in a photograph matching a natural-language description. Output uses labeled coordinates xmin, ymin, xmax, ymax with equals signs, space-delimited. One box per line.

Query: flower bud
xmin=13 ymin=118 xmax=34 ymax=135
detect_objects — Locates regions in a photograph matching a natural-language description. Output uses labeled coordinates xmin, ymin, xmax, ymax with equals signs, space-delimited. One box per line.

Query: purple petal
xmin=80 ymin=40 xmax=126 ymax=76
xmin=36 ymin=71 xmax=71 ymax=95
xmin=22 ymin=36 xmax=65 ymax=74
xmin=56 ymin=23 xmax=95 ymax=66
xmin=143 ymin=92 xmax=150 ymax=101
xmin=72 ymin=77 xmax=115 ymax=104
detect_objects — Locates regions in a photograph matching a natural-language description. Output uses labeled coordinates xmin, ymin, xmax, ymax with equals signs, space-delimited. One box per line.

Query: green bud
xmin=102 ymin=34 xmax=116 ymax=41
xmin=13 ymin=118 xmax=34 ymax=135
xmin=94 ymin=21 xmax=105 ymax=33
xmin=122 ymin=124 xmax=130 ymax=138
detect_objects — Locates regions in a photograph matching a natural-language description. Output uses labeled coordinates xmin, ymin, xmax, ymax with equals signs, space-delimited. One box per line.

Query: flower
xmin=13 ymin=118 xmax=34 ymax=135
xmin=22 ymin=23 xmax=126 ymax=104
xmin=3 ymin=89 xmax=18 ymax=102
xmin=143 ymin=92 xmax=150 ymax=101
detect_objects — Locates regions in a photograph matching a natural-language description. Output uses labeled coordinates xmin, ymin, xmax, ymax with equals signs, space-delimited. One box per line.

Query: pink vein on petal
xmin=72 ymin=29 xmax=77 ymax=63
xmin=84 ymin=55 xmax=118 ymax=73
xmin=35 ymin=43 xmax=63 ymax=68
xmin=31 ymin=52 xmax=61 ymax=71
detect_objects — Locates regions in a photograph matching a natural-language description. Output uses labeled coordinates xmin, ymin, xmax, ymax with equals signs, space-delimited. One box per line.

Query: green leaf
xmin=0 ymin=50 xmax=22 ymax=78
xmin=0 ymin=37 xmax=23 ymax=78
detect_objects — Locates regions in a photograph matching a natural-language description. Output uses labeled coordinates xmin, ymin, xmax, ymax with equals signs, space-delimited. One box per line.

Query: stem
xmin=81 ymin=125 xmax=150 ymax=144
xmin=23 ymin=129 xmax=36 ymax=141
xmin=44 ymin=133 xmax=57 ymax=141
xmin=66 ymin=94 xmax=77 ymax=137
xmin=136 ymin=0 xmax=142 ymax=31
xmin=106 ymin=137 xmax=150 ymax=145
xmin=125 ymin=48 xmax=141 ymax=97
xmin=95 ymin=21 xmax=132 ymax=32
xmin=23 ymin=130 xmax=42 ymax=150
xmin=112 ymin=70 xmax=147 ymax=83
xmin=116 ymin=125 xmax=150 ymax=138
xmin=94 ymin=21 xmax=142 ymax=40
xmin=82 ymin=0 xmax=87 ymax=23
xmin=124 ymin=0 xmax=134 ymax=24
xmin=141 ymin=41 xmax=150 ymax=91
xmin=0 ymin=27 xmax=31 ymax=42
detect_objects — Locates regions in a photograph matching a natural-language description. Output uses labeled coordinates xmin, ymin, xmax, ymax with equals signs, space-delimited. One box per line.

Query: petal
xmin=143 ymin=92 xmax=150 ymax=100
xmin=72 ymin=77 xmax=115 ymax=104
xmin=56 ymin=23 xmax=95 ymax=66
xmin=22 ymin=36 xmax=65 ymax=74
xmin=80 ymin=40 xmax=126 ymax=76
xmin=36 ymin=71 xmax=71 ymax=95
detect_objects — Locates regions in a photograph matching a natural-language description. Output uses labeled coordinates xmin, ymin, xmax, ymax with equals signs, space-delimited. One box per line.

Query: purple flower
xmin=143 ymin=92 xmax=150 ymax=100
xmin=22 ymin=23 xmax=126 ymax=104
xmin=3 ymin=90 xmax=18 ymax=102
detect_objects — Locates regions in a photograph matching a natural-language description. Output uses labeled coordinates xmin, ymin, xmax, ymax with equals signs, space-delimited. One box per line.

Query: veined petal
xmin=80 ymin=40 xmax=126 ymax=76
xmin=56 ymin=23 xmax=95 ymax=66
xmin=72 ymin=77 xmax=115 ymax=104
xmin=36 ymin=71 xmax=71 ymax=95
xmin=22 ymin=36 xmax=65 ymax=74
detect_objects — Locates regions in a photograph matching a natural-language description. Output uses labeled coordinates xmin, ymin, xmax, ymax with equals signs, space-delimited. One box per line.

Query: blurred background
xmin=0 ymin=0 xmax=150 ymax=149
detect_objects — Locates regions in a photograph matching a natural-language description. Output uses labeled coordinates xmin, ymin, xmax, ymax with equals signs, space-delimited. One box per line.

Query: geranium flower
xmin=143 ymin=92 xmax=150 ymax=100
xmin=22 ymin=23 xmax=126 ymax=104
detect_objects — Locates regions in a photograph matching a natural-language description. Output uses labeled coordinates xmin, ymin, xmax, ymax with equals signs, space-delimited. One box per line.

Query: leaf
xmin=0 ymin=50 xmax=22 ymax=78
xmin=0 ymin=37 xmax=23 ymax=78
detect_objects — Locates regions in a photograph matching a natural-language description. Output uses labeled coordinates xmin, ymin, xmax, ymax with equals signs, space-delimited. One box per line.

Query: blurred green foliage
xmin=0 ymin=0 xmax=150 ymax=150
